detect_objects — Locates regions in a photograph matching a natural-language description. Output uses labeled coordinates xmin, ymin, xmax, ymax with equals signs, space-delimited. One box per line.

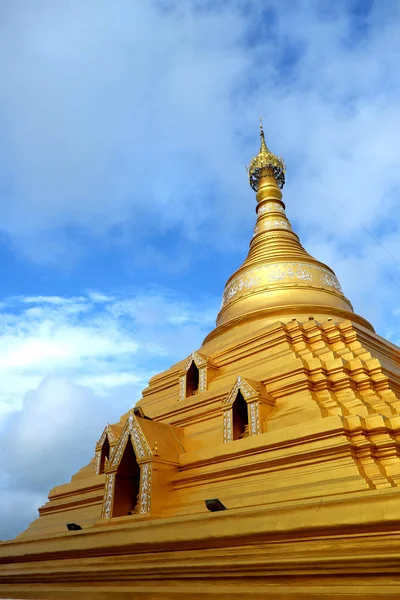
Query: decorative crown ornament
xmin=247 ymin=118 xmax=286 ymax=191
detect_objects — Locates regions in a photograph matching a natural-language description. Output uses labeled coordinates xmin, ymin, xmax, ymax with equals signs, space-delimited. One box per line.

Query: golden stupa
xmin=1 ymin=123 xmax=400 ymax=599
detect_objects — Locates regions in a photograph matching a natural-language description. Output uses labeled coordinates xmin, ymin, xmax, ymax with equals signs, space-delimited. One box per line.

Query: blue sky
xmin=1 ymin=0 xmax=400 ymax=539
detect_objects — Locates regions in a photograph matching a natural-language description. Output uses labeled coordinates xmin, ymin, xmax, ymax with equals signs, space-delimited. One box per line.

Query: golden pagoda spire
xmin=203 ymin=123 xmax=372 ymax=346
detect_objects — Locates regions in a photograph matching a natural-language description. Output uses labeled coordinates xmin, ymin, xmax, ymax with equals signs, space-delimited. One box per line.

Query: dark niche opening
xmin=186 ymin=361 xmax=200 ymax=397
xmin=112 ymin=439 xmax=140 ymax=517
xmin=99 ymin=436 xmax=110 ymax=474
xmin=232 ymin=390 xmax=249 ymax=440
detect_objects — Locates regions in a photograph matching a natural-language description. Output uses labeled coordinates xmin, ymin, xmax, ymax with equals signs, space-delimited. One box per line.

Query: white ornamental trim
xmin=224 ymin=376 xmax=255 ymax=406
xmin=96 ymin=425 xmax=117 ymax=449
xmin=250 ymin=402 xmax=260 ymax=436
xmin=183 ymin=351 xmax=207 ymax=372
xmin=97 ymin=430 xmax=107 ymax=448
xmin=110 ymin=413 xmax=151 ymax=467
xmin=223 ymin=411 xmax=232 ymax=443
xmin=179 ymin=354 xmax=209 ymax=400
xmin=179 ymin=375 xmax=186 ymax=401
xmin=106 ymin=427 xmax=116 ymax=443
xmin=94 ymin=450 xmax=101 ymax=475
xmin=253 ymin=217 xmax=292 ymax=237
xmin=139 ymin=462 xmax=152 ymax=514
xmin=199 ymin=366 xmax=207 ymax=392
xmin=223 ymin=377 xmax=259 ymax=443
xmin=101 ymin=473 xmax=115 ymax=518
xmin=222 ymin=262 xmax=343 ymax=308
xmin=257 ymin=202 xmax=285 ymax=216
xmin=252 ymin=229 xmax=297 ymax=241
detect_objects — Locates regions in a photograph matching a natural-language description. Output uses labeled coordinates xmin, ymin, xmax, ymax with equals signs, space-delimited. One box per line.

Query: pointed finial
xmin=247 ymin=120 xmax=286 ymax=191
xmin=259 ymin=117 xmax=268 ymax=153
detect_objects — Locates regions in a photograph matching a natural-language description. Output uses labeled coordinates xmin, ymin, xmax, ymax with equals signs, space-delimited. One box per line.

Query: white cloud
xmin=21 ymin=296 xmax=86 ymax=305
xmin=87 ymin=291 xmax=115 ymax=304
xmin=1 ymin=0 xmax=400 ymax=541
xmin=0 ymin=1 xmax=251 ymax=262
xmin=0 ymin=1 xmax=399 ymax=333
xmin=0 ymin=487 xmax=46 ymax=543
xmin=0 ymin=290 xmax=217 ymax=421
xmin=0 ymin=377 xmax=127 ymax=540
xmin=0 ymin=288 xmax=218 ymax=539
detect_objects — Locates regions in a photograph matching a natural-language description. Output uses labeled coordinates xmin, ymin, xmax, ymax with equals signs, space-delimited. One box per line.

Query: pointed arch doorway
xmin=232 ymin=390 xmax=249 ymax=440
xmin=112 ymin=439 xmax=140 ymax=517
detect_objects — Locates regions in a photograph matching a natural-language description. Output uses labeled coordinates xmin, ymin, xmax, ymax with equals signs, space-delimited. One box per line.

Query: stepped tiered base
xmin=2 ymin=318 xmax=400 ymax=598
xmin=2 ymin=492 xmax=400 ymax=599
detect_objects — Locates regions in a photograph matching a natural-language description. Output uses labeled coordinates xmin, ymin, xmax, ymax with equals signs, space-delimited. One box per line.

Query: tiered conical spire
xmin=205 ymin=122 xmax=372 ymax=344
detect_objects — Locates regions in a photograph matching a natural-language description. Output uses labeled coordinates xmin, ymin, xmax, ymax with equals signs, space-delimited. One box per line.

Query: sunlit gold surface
xmin=1 ymin=128 xmax=400 ymax=599
xmin=212 ymin=153 xmax=373 ymax=343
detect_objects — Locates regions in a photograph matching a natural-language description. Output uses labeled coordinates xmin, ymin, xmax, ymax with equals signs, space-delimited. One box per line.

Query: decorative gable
xmin=222 ymin=376 xmax=275 ymax=443
xmin=101 ymin=411 xmax=153 ymax=519
xmin=99 ymin=411 xmax=182 ymax=522
xmin=179 ymin=350 xmax=217 ymax=400
xmin=96 ymin=424 xmax=117 ymax=448
xmin=223 ymin=376 xmax=264 ymax=405
xmin=93 ymin=424 xmax=119 ymax=476
xmin=109 ymin=412 xmax=153 ymax=467
xmin=183 ymin=350 xmax=208 ymax=371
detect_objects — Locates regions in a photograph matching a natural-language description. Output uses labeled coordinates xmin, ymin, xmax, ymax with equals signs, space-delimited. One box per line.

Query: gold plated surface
xmin=213 ymin=131 xmax=372 ymax=339
xmin=1 ymin=126 xmax=400 ymax=600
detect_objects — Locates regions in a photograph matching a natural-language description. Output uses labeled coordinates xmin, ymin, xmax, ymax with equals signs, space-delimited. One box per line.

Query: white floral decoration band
xmin=101 ymin=473 xmax=115 ymax=519
xmin=94 ymin=450 xmax=101 ymax=475
xmin=179 ymin=351 xmax=211 ymax=400
xmin=223 ymin=411 xmax=232 ymax=443
xmin=96 ymin=424 xmax=117 ymax=449
xmin=101 ymin=464 xmax=152 ymax=518
xmin=253 ymin=217 xmax=292 ymax=237
xmin=249 ymin=402 xmax=260 ymax=435
xmin=109 ymin=412 xmax=151 ymax=466
xmin=183 ymin=351 xmax=207 ymax=371
xmin=139 ymin=463 xmax=152 ymax=514
xmin=257 ymin=202 xmax=285 ymax=216
xmin=222 ymin=262 xmax=343 ymax=308
xmin=222 ymin=376 xmax=265 ymax=443
xmin=224 ymin=375 xmax=254 ymax=404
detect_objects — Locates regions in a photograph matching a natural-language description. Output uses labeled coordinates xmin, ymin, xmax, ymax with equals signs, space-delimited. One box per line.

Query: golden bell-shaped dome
xmin=203 ymin=123 xmax=372 ymax=347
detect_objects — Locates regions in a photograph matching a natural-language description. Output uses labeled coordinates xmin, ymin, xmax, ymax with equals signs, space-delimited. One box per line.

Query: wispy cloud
xmin=0 ymin=2 xmax=399 ymax=330
xmin=0 ymin=377 xmax=125 ymax=539
xmin=0 ymin=290 xmax=217 ymax=421
xmin=1 ymin=0 xmax=400 ymax=541
xmin=0 ymin=287 xmax=218 ymax=539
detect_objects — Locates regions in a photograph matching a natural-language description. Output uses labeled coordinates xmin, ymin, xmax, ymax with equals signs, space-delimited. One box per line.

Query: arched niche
xmin=232 ymin=390 xmax=249 ymax=440
xmin=100 ymin=410 xmax=183 ymax=521
xmin=179 ymin=351 xmax=217 ymax=400
xmin=94 ymin=424 xmax=118 ymax=476
xmin=99 ymin=436 xmax=110 ymax=474
xmin=222 ymin=376 xmax=275 ymax=443
xmin=101 ymin=412 xmax=153 ymax=519
xmin=186 ymin=361 xmax=200 ymax=397
xmin=112 ymin=439 xmax=140 ymax=517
